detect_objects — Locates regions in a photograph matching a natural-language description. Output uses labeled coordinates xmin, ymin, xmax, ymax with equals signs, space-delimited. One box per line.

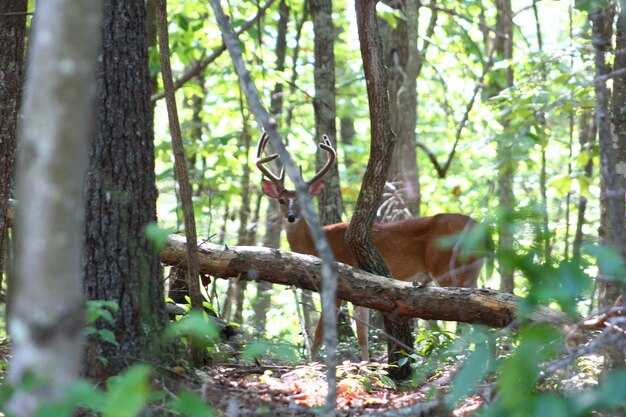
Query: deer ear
xmin=261 ymin=180 xmax=281 ymax=198
xmin=308 ymin=180 xmax=325 ymax=196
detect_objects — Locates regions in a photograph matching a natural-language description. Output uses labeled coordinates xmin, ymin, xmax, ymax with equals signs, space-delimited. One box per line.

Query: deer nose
xmin=286 ymin=212 xmax=297 ymax=223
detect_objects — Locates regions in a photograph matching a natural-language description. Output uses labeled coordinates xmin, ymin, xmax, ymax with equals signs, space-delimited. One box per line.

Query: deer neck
xmin=284 ymin=218 xmax=317 ymax=255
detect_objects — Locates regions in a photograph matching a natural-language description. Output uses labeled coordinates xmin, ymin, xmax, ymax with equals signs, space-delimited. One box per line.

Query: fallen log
xmin=161 ymin=234 xmax=572 ymax=328
xmin=4 ymin=200 xmax=572 ymax=327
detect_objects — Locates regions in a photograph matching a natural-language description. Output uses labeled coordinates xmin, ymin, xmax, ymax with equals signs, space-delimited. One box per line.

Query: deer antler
xmin=256 ymin=131 xmax=285 ymax=187
xmin=306 ymin=134 xmax=336 ymax=185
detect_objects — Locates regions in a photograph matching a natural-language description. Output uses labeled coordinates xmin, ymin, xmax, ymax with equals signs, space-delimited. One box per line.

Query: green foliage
xmin=336 ymin=361 xmax=396 ymax=390
xmin=144 ymin=222 xmax=175 ymax=251
xmin=242 ymin=340 xmax=300 ymax=364
xmin=574 ymin=0 xmax=609 ymax=12
xmin=85 ymin=300 xmax=120 ymax=348
xmin=165 ymin=310 xmax=221 ymax=348
xmin=103 ymin=366 xmax=152 ymax=417
xmin=170 ymin=390 xmax=216 ymax=417
xmin=1 ymin=363 xmax=219 ymax=417
xmin=447 ymin=331 xmax=494 ymax=406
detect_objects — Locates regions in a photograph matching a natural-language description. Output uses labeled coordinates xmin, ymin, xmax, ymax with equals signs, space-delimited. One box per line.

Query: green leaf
xmin=170 ymin=391 xmax=216 ymax=417
xmin=242 ymin=340 xmax=299 ymax=363
xmin=447 ymin=339 xmax=492 ymax=405
xmin=376 ymin=2 xmax=404 ymax=28
xmin=65 ymin=380 xmax=106 ymax=411
xmin=576 ymin=175 xmax=593 ymax=198
xmin=103 ymin=365 xmax=152 ymax=417
xmin=98 ymin=329 xmax=120 ymax=347
xmin=165 ymin=311 xmax=221 ymax=345
xmin=585 ymin=245 xmax=626 ymax=278
xmin=532 ymin=394 xmax=570 ymax=417
xmin=547 ymin=174 xmax=573 ymax=196
xmin=144 ymin=223 xmax=174 ymax=251
xmin=86 ymin=300 xmax=119 ymax=324
xmin=574 ymin=0 xmax=609 ymax=13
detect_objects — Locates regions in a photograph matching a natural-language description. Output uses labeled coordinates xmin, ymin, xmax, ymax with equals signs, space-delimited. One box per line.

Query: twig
xmin=207 ymin=0 xmax=338 ymax=412
xmin=416 ymin=43 xmax=497 ymax=178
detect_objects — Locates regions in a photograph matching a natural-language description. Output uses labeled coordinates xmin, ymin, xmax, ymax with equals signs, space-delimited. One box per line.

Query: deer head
xmin=256 ymin=131 xmax=336 ymax=225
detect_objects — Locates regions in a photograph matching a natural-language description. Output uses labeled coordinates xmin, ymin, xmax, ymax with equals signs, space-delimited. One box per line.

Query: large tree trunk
xmin=0 ymin=0 xmax=27 ymax=299
xmin=7 ymin=1 xmax=102 ymax=415
xmin=83 ymin=0 xmax=168 ymax=380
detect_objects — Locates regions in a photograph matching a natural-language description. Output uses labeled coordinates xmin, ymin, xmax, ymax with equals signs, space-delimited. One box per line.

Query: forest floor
xmin=191 ymin=361 xmax=483 ymax=416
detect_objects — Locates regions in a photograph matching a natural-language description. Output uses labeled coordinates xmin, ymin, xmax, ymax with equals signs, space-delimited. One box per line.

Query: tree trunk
xmin=253 ymin=0 xmax=290 ymax=336
xmin=209 ymin=0 xmax=340 ymax=408
xmin=350 ymin=0 xmax=413 ymax=381
xmin=573 ymin=112 xmax=596 ymax=261
xmin=7 ymin=1 xmax=102 ymax=415
xmin=311 ymin=0 xmax=343 ymax=226
xmin=83 ymin=0 xmax=168 ymax=380
xmin=491 ymin=0 xmax=515 ymax=293
xmin=310 ymin=0 xmax=357 ymax=357
xmin=0 ymin=0 xmax=27 ymax=300
xmin=381 ymin=0 xmax=421 ymax=217
xmin=598 ymin=2 xmax=626 ymax=373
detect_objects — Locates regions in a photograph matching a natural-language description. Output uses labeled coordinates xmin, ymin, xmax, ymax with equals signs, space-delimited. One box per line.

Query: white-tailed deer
xmin=256 ymin=132 xmax=486 ymax=361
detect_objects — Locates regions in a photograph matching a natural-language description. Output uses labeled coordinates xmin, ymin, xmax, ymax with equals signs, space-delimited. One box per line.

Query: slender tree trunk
xmin=0 ymin=0 xmax=27 ymax=300
xmin=597 ymin=2 xmax=626 ymax=373
xmin=233 ymin=128 xmax=254 ymax=324
xmin=350 ymin=0 xmax=413 ymax=381
xmin=573 ymin=112 xmax=596 ymax=261
xmin=8 ymin=1 xmax=102 ymax=415
xmin=83 ymin=0 xmax=168 ymax=380
xmin=492 ymin=0 xmax=515 ymax=293
xmin=311 ymin=0 xmax=343 ymax=225
xmin=156 ymin=0 xmax=204 ymax=366
xmin=382 ymin=0 xmax=421 ymax=217
xmin=253 ymin=0 xmax=289 ymax=337
xmin=340 ymin=116 xmax=355 ymax=168
xmin=310 ymin=0 xmax=356 ymax=357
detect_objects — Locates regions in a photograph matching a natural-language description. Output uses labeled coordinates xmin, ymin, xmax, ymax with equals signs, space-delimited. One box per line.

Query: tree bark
xmin=0 ymin=0 xmax=27 ymax=299
xmin=382 ymin=0 xmax=421 ymax=217
xmin=155 ymin=0 xmax=204 ymax=366
xmin=3 ymin=202 xmax=573 ymax=331
xmin=83 ymin=0 xmax=168 ymax=380
xmin=350 ymin=0 xmax=413 ymax=381
xmin=7 ymin=1 xmax=102 ymax=415
xmin=597 ymin=2 xmax=626 ymax=373
xmin=253 ymin=0 xmax=290 ymax=337
xmin=311 ymin=0 xmax=343 ymax=226
xmin=491 ymin=0 xmax=515 ymax=293
xmin=573 ymin=112 xmax=596 ymax=261
xmin=160 ymin=235 xmax=572 ymax=328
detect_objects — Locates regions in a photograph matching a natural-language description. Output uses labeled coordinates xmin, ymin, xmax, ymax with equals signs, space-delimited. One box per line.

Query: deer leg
xmin=354 ymin=305 xmax=370 ymax=362
xmin=311 ymin=298 xmax=343 ymax=360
